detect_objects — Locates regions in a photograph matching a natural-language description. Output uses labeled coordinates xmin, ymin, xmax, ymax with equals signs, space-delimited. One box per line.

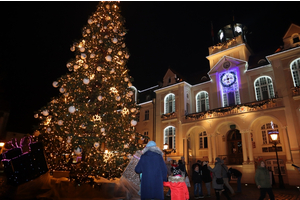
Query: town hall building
xmin=134 ymin=23 xmax=300 ymax=186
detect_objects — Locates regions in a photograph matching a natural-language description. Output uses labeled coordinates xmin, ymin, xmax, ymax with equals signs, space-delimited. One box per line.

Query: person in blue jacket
xmin=135 ymin=141 xmax=168 ymax=200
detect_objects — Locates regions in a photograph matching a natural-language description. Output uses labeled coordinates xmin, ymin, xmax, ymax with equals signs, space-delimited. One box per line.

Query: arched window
xmin=196 ymin=91 xmax=209 ymax=112
xmin=254 ymin=76 xmax=275 ymax=101
xmin=290 ymin=58 xmax=300 ymax=87
xmin=261 ymin=122 xmax=280 ymax=145
xmin=164 ymin=94 xmax=175 ymax=114
xmin=199 ymin=131 xmax=208 ymax=149
xmin=164 ymin=126 xmax=176 ymax=149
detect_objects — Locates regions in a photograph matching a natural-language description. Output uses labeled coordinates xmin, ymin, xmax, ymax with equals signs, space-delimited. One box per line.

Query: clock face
xmin=221 ymin=72 xmax=236 ymax=87
xmin=223 ymin=61 xmax=231 ymax=69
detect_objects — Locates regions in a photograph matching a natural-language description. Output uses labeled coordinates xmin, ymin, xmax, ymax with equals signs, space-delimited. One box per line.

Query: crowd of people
xmin=135 ymin=141 xmax=275 ymax=200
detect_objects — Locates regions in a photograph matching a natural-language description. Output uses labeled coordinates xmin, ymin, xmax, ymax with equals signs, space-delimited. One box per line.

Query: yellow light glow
xmin=0 ymin=142 xmax=5 ymax=147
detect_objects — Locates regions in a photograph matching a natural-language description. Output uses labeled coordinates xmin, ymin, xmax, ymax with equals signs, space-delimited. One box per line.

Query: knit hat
xmin=146 ymin=141 xmax=156 ymax=147
xmin=172 ymin=168 xmax=181 ymax=176
xmin=167 ymin=157 xmax=172 ymax=162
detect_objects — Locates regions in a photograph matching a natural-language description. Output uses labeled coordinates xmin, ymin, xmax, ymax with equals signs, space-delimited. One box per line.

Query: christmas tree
xmin=33 ymin=1 xmax=144 ymax=183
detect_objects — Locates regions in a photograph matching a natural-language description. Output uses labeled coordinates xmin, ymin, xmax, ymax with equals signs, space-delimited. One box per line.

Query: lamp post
xmin=162 ymin=143 xmax=176 ymax=161
xmin=269 ymin=130 xmax=285 ymax=189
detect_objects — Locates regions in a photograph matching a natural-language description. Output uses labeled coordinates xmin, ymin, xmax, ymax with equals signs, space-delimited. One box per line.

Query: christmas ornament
xmin=42 ymin=110 xmax=49 ymax=116
xmin=124 ymin=77 xmax=129 ymax=82
xmin=74 ymin=65 xmax=79 ymax=70
xmin=81 ymin=53 xmax=87 ymax=59
xmin=112 ymin=38 xmax=118 ymax=43
xmin=110 ymin=68 xmax=115 ymax=74
xmin=59 ymin=87 xmax=65 ymax=93
xmin=88 ymin=19 xmax=93 ymax=24
xmin=84 ymin=64 xmax=89 ymax=69
xmin=97 ymin=66 xmax=102 ymax=71
xmin=58 ymin=137 xmax=63 ymax=142
xmin=67 ymin=137 xmax=71 ymax=144
xmin=83 ymin=78 xmax=90 ymax=84
xmin=125 ymin=54 xmax=130 ymax=59
xmin=68 ymin=106 xmax=76 ymax=113
xmin=97 ymin=95 xmax=103 ymax=101
xmin=108 ymin=48 xmax=112 ymax=53
xmin=34 ymin=113 xmax=39 ymax=118
xmin=118 ymin=51 xmax=122 ymax=56
xmin=116 ymin=96 xmax=121 ymax=101
xmin=101 ymin=127 xmax=105 ymax=132
xmin=130 ymin=108 xmax=136 ymax=113
xmin=34 ymin=130 xmax=40 ymax=136
xmin=105 ymin=55 xmax=112 ymax=62
xmin=94 ymin=142 xmax=100 ymax=148
xmin=47 ymin=127 xmax=51 ymax=132
xmin=90 ymin=53 xmax=95 ymax=58
xmin=70 ymin=46 xmax=75 ymax=52
xmin=99 ymin=40 xmax=103 ymax=44
xmin=80 ymin=47 xmax=85 ymax=52
xmin=58 ymin=120 xmax=64 ymax=126
xmin=86 ymin=29 xmax=91 ymax=33
xmin=52 ymin=81 xmax=58 ymax=88
xmin=128 ymin=82 xmax=132 ymax=87
xmin=131 ymin=120 xmax=137 ymax=126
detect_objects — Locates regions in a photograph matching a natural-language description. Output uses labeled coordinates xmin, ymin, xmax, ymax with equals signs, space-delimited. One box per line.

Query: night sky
xmin=0 ymin=1 xmax=299 ymax=134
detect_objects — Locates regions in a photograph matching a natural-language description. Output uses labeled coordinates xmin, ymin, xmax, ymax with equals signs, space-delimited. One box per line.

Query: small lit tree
xmin=34 ymin=1 xmax=143 ymax=183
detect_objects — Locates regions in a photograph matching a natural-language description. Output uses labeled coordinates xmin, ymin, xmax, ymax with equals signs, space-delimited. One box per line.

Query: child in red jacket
xmin=163 ymin=169 xmax=189 ymax=200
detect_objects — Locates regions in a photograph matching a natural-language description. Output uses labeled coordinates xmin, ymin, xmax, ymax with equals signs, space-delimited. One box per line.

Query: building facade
xmin=135 ymin=23 xmax=300 ymax=185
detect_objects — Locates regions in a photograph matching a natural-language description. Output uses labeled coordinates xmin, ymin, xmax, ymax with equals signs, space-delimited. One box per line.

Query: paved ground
xmin=1 ymin=172 xmax=300 ymax=199
xmin=164 ymin=182 xmax=300 ymax=200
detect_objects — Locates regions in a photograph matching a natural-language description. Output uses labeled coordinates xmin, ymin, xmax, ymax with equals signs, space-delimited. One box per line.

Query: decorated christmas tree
xmin=33 ymin=1 xmax=144 ymax=183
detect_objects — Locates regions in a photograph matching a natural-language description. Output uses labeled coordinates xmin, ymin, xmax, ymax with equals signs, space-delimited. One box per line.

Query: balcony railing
xmin=161 ymin=112 xmax=177 ymax=120
xmin=184 ymin=98 xmax=283 ymax=122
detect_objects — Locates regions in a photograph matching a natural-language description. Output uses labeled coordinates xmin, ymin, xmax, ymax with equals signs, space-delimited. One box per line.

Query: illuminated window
xmin=254 ymin=76 xmax=275 ymax=101
xmin=261 ymin=123 xmax=280 ymax=145
xmin=164 ymin=126 xmax=176 ymax=149
xmin=164 ymin=94 xmax=175 ymax=114
xmin=290 ymin=58 xmax=300 ymax=87
xmin=265 ymin=159 xmax=285 ymax=175
xmin=199 ymin=131 xmax=208 ymax=149
xmin=196 ymin=91 xmax=209 ymax=112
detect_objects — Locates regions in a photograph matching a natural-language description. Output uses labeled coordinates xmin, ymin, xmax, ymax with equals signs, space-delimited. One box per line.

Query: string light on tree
xmin=34 ymin=1 xmax=144 ymax=184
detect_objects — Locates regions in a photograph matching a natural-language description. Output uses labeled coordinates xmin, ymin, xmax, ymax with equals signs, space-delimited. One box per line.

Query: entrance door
xmin=227 ymin=129 xmax=243 ymax=165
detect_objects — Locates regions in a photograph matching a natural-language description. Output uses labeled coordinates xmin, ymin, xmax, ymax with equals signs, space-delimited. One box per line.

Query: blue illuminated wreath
xmin=220 ymin=72 xmax=236 ymax=87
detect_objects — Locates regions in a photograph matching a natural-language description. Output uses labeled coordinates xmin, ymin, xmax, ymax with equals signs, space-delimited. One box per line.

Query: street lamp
xmin=162 ymin=143 xmax=176 ymax=161
xmin=269 ymin=130 xmax=285 ymax=189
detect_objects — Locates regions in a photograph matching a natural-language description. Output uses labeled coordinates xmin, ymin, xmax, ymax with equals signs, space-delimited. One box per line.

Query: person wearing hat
xmin=163 ymin=169 xmax=190 ymax=200
xmin=207 ymin=157 xmax=232 ymax=200
xmin=135 ymin=141 xmax=168 ymax=200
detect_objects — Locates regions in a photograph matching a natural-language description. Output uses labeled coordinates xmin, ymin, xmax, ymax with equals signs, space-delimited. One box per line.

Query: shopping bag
xmin=185 ymin=176 xmax=191 ymax=187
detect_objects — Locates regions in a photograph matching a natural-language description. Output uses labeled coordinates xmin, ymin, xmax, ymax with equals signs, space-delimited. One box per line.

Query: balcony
xmin=184 ymin=98 xmax=283 ymax=122
xmin=161 ymin=112 xmax=177 ymax=121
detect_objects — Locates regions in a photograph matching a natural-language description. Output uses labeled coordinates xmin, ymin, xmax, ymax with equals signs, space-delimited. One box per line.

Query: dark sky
xmin=0 ymin=1 xmax=299 ymax=134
